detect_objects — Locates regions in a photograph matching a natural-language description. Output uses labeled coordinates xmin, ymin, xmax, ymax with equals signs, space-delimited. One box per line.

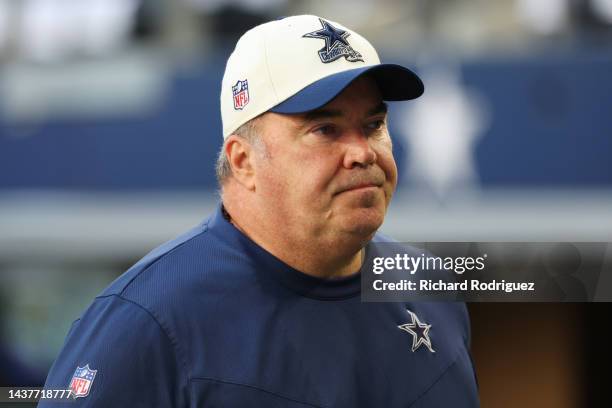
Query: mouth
xmin=336 ymin=183 xmax=382 ymax=195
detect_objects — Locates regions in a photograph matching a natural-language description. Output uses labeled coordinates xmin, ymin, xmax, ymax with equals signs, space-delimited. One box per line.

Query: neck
xmin=222 ymin=196 xmax=366 ymax=279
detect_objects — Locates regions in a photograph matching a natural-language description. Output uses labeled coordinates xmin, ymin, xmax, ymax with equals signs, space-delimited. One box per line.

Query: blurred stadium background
xmin=0 ymin=0 xmax=611 ymax=406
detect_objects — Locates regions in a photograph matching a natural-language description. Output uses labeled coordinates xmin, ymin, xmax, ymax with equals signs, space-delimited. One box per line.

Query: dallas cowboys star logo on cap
xmin=398 ymin=310 xmax=435 ymax=353
xmin=303 ymin=18 xmax=363 ymax=63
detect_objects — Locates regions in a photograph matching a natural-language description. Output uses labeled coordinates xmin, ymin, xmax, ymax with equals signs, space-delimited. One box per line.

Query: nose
xmin=342 ymin=129 xmax=377 ymax=169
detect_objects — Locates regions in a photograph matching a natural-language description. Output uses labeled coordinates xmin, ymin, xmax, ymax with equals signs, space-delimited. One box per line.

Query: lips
xmin=344 ymin=183 xmax=379 ymax=192
xmin=335 ymin=174 xmax=384 ymax=195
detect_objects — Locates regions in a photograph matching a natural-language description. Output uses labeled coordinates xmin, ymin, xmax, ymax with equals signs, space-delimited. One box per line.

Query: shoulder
xmin=78 ymin=208 xmax=258 ymax=333
xmin=99 ymin=212 xmax=251 ymax=305
xmin=100 ymin=219 xmax=211 ymax=298
xmin=63 ymin=213 xmax=252 ymax=349
xmin=42 ymin=293 xmax=188 ymax=406
xmin=50 ymin=214 xmax=247 ymax=384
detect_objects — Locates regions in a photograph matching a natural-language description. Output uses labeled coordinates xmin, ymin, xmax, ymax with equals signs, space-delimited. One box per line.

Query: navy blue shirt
xmin=40 ymin=205 xmax=479 ymax=407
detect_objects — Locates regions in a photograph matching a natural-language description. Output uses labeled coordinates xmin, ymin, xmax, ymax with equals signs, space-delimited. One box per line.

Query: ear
xmin=225 ymin=135 xmax=256 ymax=190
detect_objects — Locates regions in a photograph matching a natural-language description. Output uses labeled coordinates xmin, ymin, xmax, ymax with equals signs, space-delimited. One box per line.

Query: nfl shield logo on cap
xmin=232 ymin=79 xmax=250 ymax=110
xmin=69 ymin=364 xmax=97 ymax=398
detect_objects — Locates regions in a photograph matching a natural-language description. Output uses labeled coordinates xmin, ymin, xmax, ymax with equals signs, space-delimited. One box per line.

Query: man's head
xmin=217 ymin=15 xmax=423 ymax=254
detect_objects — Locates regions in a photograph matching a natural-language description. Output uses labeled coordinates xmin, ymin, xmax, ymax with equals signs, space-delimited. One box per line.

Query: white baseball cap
xmin=220 ymin=15 xmax=424 ymax=138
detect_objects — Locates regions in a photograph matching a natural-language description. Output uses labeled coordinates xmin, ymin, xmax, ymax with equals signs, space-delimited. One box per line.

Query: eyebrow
xmin=368 ymin=101 xmax=388 ymax=116
xmin=301 ymin=101 xmax=388 ymax=123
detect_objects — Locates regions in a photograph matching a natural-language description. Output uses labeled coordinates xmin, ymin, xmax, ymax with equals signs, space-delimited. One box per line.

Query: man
xmin=40 ymin=15 xmax=479 ymax=407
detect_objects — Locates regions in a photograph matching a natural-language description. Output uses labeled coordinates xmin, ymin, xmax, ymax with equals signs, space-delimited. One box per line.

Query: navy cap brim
xmin=269 ymin=64 xmax=424 ymax=114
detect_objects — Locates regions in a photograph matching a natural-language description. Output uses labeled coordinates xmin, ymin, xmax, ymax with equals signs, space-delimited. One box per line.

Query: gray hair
xmin=215 ymin=118 xmax=262 ymax=186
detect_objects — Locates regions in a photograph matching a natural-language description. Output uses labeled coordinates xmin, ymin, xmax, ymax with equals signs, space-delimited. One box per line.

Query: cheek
xmin=296 ymin=161 xmax=339 ymax=202
xmin=253 ymin=154 xmax=287 ymax=197
xmin=375 ymin=143 xmax=398 ymax=189
xmin=257 ymin=150 xmax=336 ymax=203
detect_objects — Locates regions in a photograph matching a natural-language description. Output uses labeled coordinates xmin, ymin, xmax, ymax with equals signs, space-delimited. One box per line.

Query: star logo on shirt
xmin=398 ymin=310 xmax=435 ymax=353
xmin=303 ymin=18 xmax=363 ymax=63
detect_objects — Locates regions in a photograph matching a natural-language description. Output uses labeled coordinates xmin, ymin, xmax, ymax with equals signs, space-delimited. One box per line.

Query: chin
xmin=341 ymin=208 xmax=385 ymax=238
xmin=332 ymin=191 xmax=388 ymax=237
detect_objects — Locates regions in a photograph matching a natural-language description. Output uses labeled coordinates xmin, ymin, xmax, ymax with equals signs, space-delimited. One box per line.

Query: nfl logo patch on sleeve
xmin=68 ymin=364 xmax=97 ymax=398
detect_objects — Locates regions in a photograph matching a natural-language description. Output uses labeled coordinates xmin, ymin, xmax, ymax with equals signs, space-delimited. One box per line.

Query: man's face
xmin=252 ymin=76 xmax=398 ymax=243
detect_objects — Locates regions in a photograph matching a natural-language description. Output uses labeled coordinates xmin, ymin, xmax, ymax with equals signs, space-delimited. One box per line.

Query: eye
xmin=313 ymin=124 xmax=338 ymax=137
xmin=366 ymin=119 xmax=385 ymax=131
